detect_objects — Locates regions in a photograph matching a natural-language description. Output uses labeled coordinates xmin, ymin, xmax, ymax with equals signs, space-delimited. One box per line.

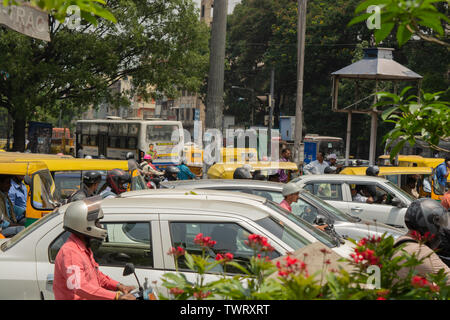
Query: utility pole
xmin=268 ymin=67 xmax=275 ymax=158
xmin=293 ymin=0 xmax=307 ymax=165
xmin=205 ymin=0 xmax=228 ymax=132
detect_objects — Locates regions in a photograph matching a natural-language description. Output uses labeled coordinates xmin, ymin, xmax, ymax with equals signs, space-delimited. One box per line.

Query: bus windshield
xmin=147 ymin=125 xmax=181 ymax=143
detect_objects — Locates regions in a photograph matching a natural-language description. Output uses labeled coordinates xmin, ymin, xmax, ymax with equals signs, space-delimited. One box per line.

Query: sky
xmin=193 ymin=0 xmax=241 ymax=14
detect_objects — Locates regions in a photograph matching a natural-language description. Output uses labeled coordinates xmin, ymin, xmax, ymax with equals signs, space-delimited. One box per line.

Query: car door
xmin=303 ymin=181 xmax=349 ymax=214
xmin=346 ymin=182 xmax=406 ymax=229
xmin=158 ymin=212 xmax=286 ymax=296
xmin=35 ymin=212 xmax=165 ymax=300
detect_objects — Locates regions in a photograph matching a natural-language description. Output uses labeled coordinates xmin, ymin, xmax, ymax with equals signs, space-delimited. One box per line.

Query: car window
xmin=49 ymin=222 xmax=153 ymax=268
xmin=305 ymin=183 xmax=343 ymax=201
xmin=350 ymin=183 xmax=398 ymax=206
xmin=169 ymin=222 xmax=280 ymax=274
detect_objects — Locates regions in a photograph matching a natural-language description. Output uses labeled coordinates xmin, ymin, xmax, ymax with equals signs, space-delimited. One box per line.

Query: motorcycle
xmin=122 ymin=262 xmax=157 ymax=300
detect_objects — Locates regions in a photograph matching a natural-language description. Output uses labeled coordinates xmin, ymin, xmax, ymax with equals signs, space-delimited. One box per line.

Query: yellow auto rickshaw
xmin=207 ymin=161 xmax=299 ymax=181
xmin=0 ymin=153 xmax=147 ymax=201
xmin=0 ymin=160 xmax=58 ymax=227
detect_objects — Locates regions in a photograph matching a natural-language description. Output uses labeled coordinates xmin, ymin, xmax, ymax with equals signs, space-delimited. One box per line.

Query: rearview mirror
xmin=123 ymin=263 xmax=135 ymax=277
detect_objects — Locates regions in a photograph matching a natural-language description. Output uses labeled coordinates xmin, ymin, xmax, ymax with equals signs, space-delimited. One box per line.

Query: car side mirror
xmin=391 ymin=197 xmax=405 ymax=208
xmin=23 ymin=175 xmax=32 ymax=186
xmin=123 ymin=262 xmax=135 ymax=276
xmin=314 ymin=214 xmax=327 ymax=226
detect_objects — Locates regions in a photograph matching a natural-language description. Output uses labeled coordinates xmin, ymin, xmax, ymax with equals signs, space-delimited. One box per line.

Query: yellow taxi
xmin=207 ymin=161 xmax=299 ymax=180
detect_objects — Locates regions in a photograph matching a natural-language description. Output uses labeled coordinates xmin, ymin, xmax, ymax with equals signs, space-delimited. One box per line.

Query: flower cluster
xmin=194 ymin=233 xmax=217 ymax=248
xmin=167 ymin=246 xmax=185 ymax=258
xmin=410 ymin=230 xmax=436 ymax=243
xmin=357 ymin=235 xmax=382 ymax=247
xmin=276 ymin=254 xmax=309 ymax=278
xmin=245 ymin=234 xmax=274 ymax=252
xmin=411 ymin=276 xmax=440 ymax=292
xmin=169 ymin=287 xmax=184 ymax=297
xmin=215 ymin=252 xmax=234 ymax=263
xmin=193 ymin=290 xmax=212 ymax=300
xmin=350 ymin=247 xmax=380 ymax=266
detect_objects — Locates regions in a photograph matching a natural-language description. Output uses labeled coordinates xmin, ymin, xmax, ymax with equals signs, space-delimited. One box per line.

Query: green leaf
xmin=381 ymin=105 xmax=400 ymax=121
xmin=396 ymin=23 xmax=413 ymax=46
xmin=374 ymin=22 xmax=395 ymax=43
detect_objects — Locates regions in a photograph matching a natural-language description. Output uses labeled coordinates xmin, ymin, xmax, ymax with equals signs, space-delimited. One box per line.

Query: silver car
xmin=291 ymin=174 xmax=416 ymax=229
xmin=0 ymin=190 xmax=350 ymax=300
xmin=161 ymin=179 xmax=404 ymax=240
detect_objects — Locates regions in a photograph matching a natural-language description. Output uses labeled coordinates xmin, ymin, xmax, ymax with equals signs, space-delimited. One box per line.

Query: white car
xmin=292 ymin=174 xmax=415 ymax=229
xmin=0 ymin=189 xmax=352 ymax=300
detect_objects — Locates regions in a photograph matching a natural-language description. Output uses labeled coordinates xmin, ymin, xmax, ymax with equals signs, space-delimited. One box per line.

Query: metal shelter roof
xmin=331 ymin=48 xmax=422 ymax=80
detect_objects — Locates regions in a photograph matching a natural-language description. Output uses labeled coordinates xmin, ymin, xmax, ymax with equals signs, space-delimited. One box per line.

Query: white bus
xmin=75 ymin=119 xmax=184 ymax=166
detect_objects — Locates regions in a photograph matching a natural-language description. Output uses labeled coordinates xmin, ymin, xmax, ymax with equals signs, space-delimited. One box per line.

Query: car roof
xmin=162 ymin=179 xmax=285 ymax=189
xmin=293 ymin=174 xmax=389 ymax=183
xmin=340 ymin=166 xmax=432 ymax=175
xmin=101 ymin=189 xmax=270 ymax=221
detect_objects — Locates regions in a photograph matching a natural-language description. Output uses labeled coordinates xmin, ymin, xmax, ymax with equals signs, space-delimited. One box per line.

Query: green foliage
xmin=2 ymin=0 xmax=116 ymax=23
xmin=349 ymin=0 xmax=449 ymax=47
xmin=0 ymin=0 xmax=210 ymax=150
xmin=376 ymin=88 xmax=450 ymax=159
xmin=160 ymin=232 xmax=450 ymax=300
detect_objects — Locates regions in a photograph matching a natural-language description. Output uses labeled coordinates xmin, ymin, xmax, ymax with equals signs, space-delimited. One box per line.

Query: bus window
xmin=82 ymin=135 xmax=90 ymax=145
xmin=128 ymin=137 xmax=137 ymax=149
xmin=109 ymin=123 xmax=120 ymax=136
xmin=129 ymin=124 xmax=139 ymax=136
xmin=89 ymin=135 xmax=98 ymax=146
xmin=90 ymin=124 xmax=98 ymax=135
xmin=119 ymin=137 xmax=127 ymax=149
xmin=99 ymin=123 xmax=109 ymax=134
xmin=81 ymin=123 xmax=90 ymax=135
xmin=119 ymin=123 xmax=128 ymax=136
xmin=109 ymin=137 xmax=120 ymax=148
xmin=147 ymin=125 xmax=181 ymax=143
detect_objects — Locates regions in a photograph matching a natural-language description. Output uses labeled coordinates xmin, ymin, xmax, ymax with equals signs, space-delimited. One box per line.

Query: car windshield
xmin=385 ymin=180 xmax=415 ymax=203
xmin=265 ymin=201 xmax=337 ymax=248
xmin=300 ymin=191 xmax=360 ymax=223
xmin=254 ymin=216 xmax=312 ymax=251
xmin=1 ymin=210 xmax=60 ymax=251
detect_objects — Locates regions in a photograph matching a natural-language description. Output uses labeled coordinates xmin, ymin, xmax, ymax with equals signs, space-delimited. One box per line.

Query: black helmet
xmin=405 ymin=198 xmax=449 ymax=249
xmin=106 ymin=169 xmax=131 ymax=194
xmin=324 ymin=166 xmax=337 ymax=174
xmin=233 ymin=167 xmax=252 ymax=179
xmin=126 ymin=152 xmax=135 ymax=160
xmin=82 ymin=171 xmax=102 ymax=186
xmin=366 ymin=165 xmax=380 ymax=176
xmin=164 ymin=166 xmax=180 ymax=181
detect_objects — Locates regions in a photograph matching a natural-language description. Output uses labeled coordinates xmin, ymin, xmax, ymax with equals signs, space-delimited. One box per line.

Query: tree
xmin=3 ymin=0 xmax=116 ymax=24
xmin=0 ymin=0 xmax=210 ymax=151
xmin=349 ymin=0 xmax=449 ymax=159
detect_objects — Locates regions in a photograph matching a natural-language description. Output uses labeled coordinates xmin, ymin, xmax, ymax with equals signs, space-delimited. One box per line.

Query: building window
xmin=201 ymin=5 xmax=205 ymax=17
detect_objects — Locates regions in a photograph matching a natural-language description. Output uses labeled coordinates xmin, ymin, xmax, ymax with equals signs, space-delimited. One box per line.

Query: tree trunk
xmin=12 ymin=114 xmax=26 ymax=152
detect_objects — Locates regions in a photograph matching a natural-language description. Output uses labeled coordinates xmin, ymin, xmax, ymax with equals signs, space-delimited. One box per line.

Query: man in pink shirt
xmin=279 ymin=183 xmax=301 ymax=212
xmin=54 ymin=200 xmax=136 ymax=300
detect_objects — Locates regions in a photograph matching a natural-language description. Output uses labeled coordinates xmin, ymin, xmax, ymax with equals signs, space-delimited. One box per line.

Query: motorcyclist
xmin=67 ymin=171 xmax=102 ymax=203
xmin=140 ymin=154 xmax=164 ymax=176
xmin=99 ymin=169 xmax=131 ymax=199
xmin=53 ymin=200 xmax=136 ymax=300
xmin=163 ymin=166 xmax=180 ymax=182
xmin=233 ymin=167 xmax=252 ymax=179
xmin=393 ymin=198 xmax=450 ymax=285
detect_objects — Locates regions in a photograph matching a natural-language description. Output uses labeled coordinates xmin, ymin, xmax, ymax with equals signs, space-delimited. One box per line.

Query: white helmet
xmin=282 ymin=183 xmax=301 ymax=197
xmin=63 ymin=199 xmax=107 ymax=241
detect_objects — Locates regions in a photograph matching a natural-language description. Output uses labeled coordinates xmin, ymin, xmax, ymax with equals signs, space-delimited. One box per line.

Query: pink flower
xmin=215 ymin=252 xmax=234 ymax=263
xmin=411 ymin=276 xmax=429 ymax=288
xmin=376 ymin=297 xmax=386 ymax=300
xmin=245 ymin=234 xmax=274 ymax=252
xmin=167 ymin=246 xmax=185 ymax=258
xmin=194 ymin=233 xmax=216 ymax=248
xmin=193 ymin=290 xmax=212 ymax=299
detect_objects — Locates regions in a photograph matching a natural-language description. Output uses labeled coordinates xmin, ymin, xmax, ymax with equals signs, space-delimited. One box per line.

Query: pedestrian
xmin=402 ymin=176 xmax=420 ymax=199
xmin=8 ymin=175 xmax=27 ymax=225
xmin=303 ymin=151 xmax=329 ymax=175
xmin=0 ymin=175 xmax=25 ymax=237
xmin=67 ymin=171 xmax=102 ymax=203
xmin=53 ymin=201 xmax=136 ymax=300
xmin=393 ymin=198 xmax=450 ymax=285
xmin=177 ymin=160 xmax=197 ymax=180
xmin=441 ymin=186 xmax=450 ymax=210
xmin=277 ymin=148 xmax=292 ymax=182
xmin=435 ymin=157 xmax=450 ymax=193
